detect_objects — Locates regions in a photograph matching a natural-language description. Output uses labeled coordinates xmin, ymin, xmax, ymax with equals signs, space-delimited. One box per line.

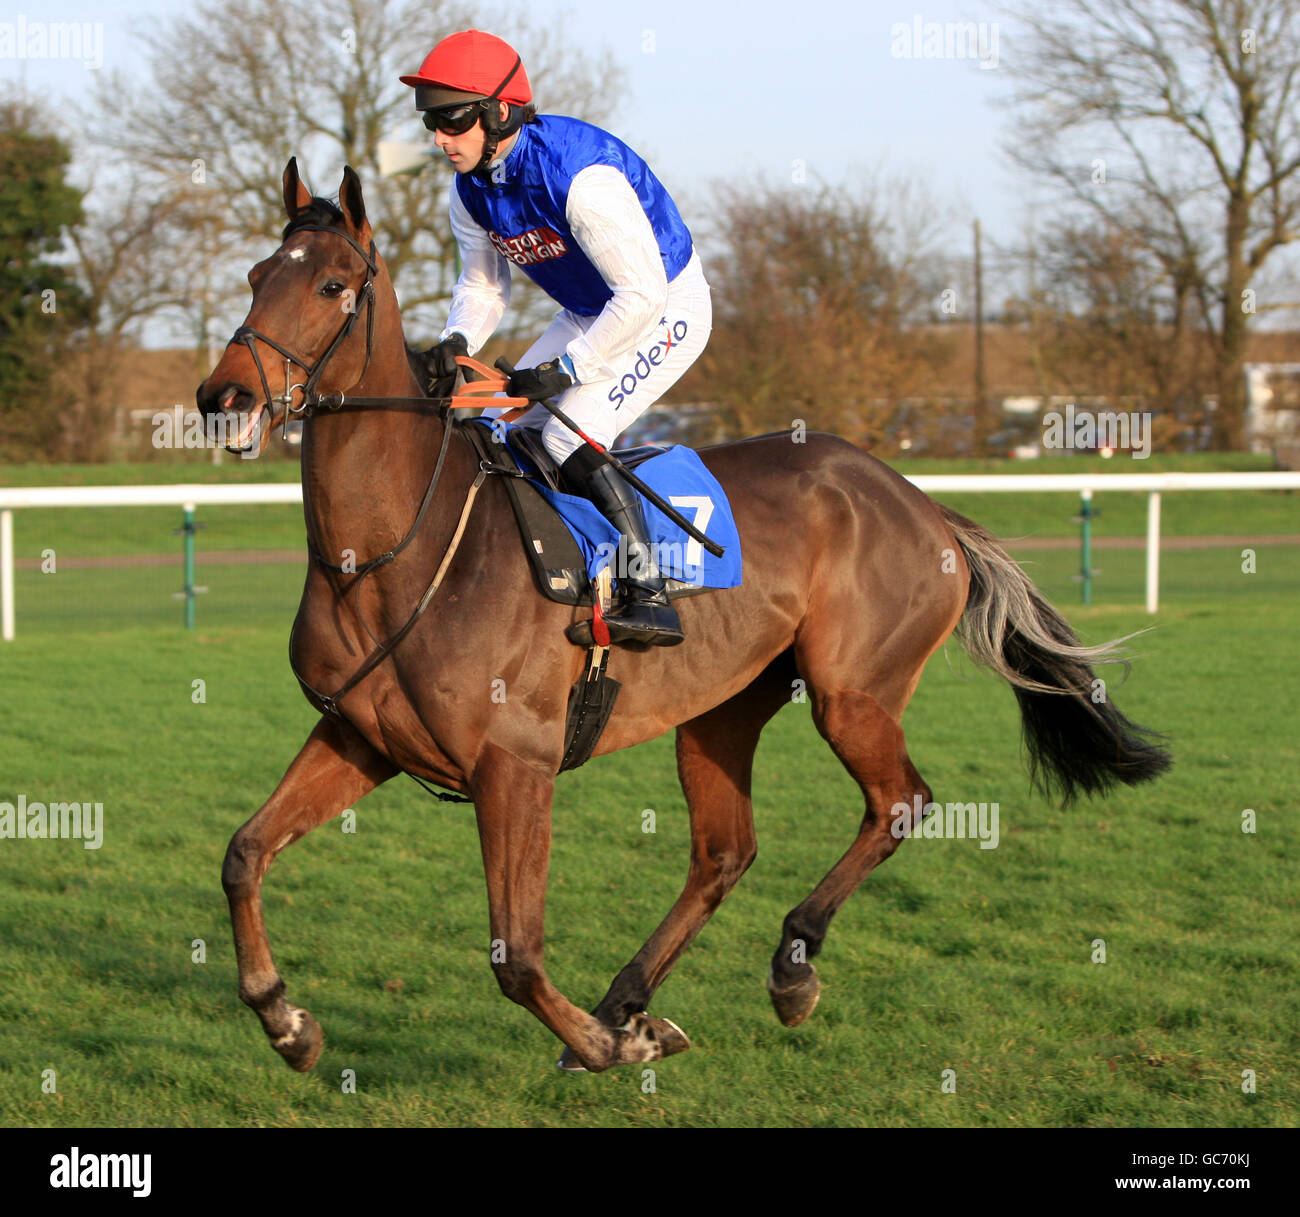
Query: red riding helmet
xmin=400 ymin=29 xmax=533 ymax=110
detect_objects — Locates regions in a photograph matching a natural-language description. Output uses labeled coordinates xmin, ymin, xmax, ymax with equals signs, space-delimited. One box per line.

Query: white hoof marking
xmin=273 ymin=1006 xmax=305 ymax=1048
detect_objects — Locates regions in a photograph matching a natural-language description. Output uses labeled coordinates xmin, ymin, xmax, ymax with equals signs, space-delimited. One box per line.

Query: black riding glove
xmin=420 ymin=332 xmax=468 ymax=391
xmin=506 ymin=359 xmax=574 ymax=402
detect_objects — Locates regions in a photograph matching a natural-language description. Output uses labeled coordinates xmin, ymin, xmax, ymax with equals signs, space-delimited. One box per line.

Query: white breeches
xmin=480 ymin=252 xmax=712 ymax=463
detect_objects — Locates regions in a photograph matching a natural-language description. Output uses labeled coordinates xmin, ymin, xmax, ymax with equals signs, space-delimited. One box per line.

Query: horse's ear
xmin=283 ymin=157 xmax=312 ymax=221
xmin=338 ymin=165 xmax=370 ymax=236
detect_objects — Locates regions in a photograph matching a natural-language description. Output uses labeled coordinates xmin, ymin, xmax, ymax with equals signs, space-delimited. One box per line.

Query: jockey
xmin=400 ymin=29 xmax=711 ymax=647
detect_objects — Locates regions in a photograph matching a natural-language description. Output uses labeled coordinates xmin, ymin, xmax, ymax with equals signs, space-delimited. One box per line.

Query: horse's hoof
xmin=556 ymin=1014 xmax=692 ymax=1071
xmin=767 ymin=966 xmax=821 ymax=1027
xmin=556 ymin=1047 xmax=588 ymax=1073
xmin=618 ymin=1012 xmax=692 ymax=1064
xmin=272 ymin=1005 xmax=324 ymax=1072
xmin=657 ymin=1017 xmax=692 ymax=1058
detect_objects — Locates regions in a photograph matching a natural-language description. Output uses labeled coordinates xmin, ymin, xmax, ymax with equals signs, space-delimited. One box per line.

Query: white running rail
xmin=2 ymin=473 xmax=1298 ymax=639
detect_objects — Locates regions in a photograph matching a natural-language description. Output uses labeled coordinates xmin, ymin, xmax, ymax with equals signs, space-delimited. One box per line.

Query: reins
xmin=303 ymin=356 xmax=527 ymax=580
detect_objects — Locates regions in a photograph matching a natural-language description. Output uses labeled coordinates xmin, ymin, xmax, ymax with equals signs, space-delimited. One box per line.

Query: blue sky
xmin=2 ymin=0 xmax=1041 ymax=348
xmin=575 ymin=0 xmax=1021 ymax=231
xmin=1 ymin=0 xmax=1027 ymax=240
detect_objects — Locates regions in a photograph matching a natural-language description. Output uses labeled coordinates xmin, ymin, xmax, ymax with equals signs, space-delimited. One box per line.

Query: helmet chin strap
xmin=469 ymin=54 xmax=525 ymax=181
xmin=472 ymin=102 xmax=526 ymax=181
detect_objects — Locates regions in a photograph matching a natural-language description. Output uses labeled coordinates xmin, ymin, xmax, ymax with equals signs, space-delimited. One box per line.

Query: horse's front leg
xmin=471 ymin=743 xmax=689 ymax=1073
xmin=222 ymin=715 xmax=397 ymax=1070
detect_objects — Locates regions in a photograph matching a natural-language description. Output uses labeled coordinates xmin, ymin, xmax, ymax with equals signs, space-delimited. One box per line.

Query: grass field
xmin=0 ymin=456 xmax=1296 ymax=1127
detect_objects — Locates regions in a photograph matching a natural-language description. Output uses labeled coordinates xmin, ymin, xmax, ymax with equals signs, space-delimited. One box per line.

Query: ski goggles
xmin=422 ymin=102 xmax=484 ymax=136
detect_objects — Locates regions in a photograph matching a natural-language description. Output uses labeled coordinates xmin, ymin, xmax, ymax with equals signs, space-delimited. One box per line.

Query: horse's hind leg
xmin=767 ymin=687 xmax=930 ymax=1026
xmin=222 ymin=716 xmax=397 ymax=1070
xmin=557 ymin=661 xmax=793 ymax=1070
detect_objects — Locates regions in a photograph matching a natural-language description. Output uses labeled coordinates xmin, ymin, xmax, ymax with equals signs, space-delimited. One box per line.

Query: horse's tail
xmin=939 ymin=504 xmax=1172 ymax=804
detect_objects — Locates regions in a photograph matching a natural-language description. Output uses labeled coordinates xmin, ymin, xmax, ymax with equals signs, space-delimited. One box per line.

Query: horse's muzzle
xmin=195 ymin=381 xmax=274 ymax=455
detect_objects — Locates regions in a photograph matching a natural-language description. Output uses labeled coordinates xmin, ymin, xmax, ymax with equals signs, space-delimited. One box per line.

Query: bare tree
xmin=1000 ymin=0 xmax=1300 ymax=449
xmin=1002 ymin=219 xmax=1216 ymax=447
xmin=59 ymin=184 xmax=205 ymax=460
xmin=686 ymin=175 xmax=954 ymax=449
xmin=85 ymin=0 xmax=620 ymax=345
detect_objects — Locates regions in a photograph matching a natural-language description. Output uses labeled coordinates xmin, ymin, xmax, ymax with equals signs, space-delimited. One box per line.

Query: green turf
xmin=0 ymin=539 xmax=1296 ymax=1127
xmin=4 ymin=536 xmax=1290 ymax=638
xmin=928 ymin=486 xmax=1298 ymax=542
xmin=0 ymin=456 xmax=302 ymax=485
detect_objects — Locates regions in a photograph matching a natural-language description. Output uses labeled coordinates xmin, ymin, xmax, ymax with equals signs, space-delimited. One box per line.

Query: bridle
xmin=220 ymin=219 xmax=530 ymax=736
xmin=229 ymin=224 xmax=379 ymax=433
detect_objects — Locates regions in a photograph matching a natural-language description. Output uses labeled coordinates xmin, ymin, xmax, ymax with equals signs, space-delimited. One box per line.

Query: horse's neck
xmin=299 ymin=324 xmax=455 ymax=563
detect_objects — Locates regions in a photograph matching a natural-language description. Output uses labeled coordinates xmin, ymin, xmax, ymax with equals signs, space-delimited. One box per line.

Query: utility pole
xmin=199 ymin=213 xmax=223 ymax=466
xmin=973 ymin=218 xmax=989 ymax=457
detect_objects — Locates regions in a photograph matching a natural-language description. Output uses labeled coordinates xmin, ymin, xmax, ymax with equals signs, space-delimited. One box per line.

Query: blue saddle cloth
xmin=490 ymin=422 xmax=743 ymax=590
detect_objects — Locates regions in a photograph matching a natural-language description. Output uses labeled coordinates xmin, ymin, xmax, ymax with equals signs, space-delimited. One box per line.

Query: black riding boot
xmin=561 ymin=447 xmax=684 ymax=647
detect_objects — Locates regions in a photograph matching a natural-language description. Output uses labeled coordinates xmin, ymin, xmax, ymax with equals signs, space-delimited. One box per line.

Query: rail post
xmin=1145 ymin=491 xmax=1161 ymax=614
xmin=171 ymin=502 xmax=207 ymax=628
xmin=1 ymin=509 xmax=13 ymax=641
xmin=1072 ymin=488 xmax=1098 ymax=605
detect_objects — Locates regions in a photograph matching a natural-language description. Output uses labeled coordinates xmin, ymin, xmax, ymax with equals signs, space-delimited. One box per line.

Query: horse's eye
xmin=320 ymin=280 xmax=345 ymax=298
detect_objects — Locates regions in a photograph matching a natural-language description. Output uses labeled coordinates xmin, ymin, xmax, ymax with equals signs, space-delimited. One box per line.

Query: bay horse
xmin=197 ymin=161 xmax=1170 ymax=1075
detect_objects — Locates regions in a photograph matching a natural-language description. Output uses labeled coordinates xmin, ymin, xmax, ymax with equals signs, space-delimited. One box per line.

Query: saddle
xmin=461 ymin=419 xmax=713 ymax=612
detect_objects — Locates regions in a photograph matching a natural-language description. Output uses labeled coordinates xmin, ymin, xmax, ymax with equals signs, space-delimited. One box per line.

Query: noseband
xmin=230 ymin=225 xmax=379 ymax=428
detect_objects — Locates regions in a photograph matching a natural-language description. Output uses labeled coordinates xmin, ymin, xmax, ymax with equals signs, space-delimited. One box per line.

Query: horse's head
xmin=196 ymin=158 xmax=382 ymax=456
